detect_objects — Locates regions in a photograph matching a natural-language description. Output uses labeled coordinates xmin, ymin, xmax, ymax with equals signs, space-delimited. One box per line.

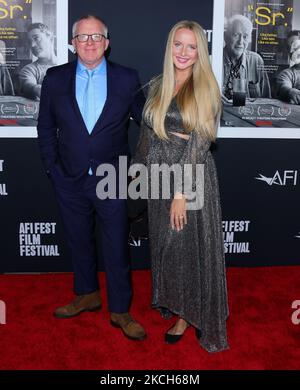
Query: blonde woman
xmin=132 ymin=21 xmax=229 ymax=352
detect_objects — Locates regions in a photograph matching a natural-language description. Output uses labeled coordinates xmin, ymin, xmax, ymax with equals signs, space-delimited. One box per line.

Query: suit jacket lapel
xmin=70 ymin=61 xmax=89 ymax=132
xmin=91 ymin=60 xmax=116 ymax=135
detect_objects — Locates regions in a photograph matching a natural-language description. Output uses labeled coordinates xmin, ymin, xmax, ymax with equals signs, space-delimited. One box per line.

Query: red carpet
xmin=0 ymin=266 xmax=300 ymax=370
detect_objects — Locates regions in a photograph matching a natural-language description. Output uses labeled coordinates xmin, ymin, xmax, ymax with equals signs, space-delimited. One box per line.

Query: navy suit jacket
xmin=37 ymin=60 xmax=145 ymax=179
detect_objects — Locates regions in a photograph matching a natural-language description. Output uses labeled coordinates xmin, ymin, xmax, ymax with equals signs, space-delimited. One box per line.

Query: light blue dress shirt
xmin=75 ymin=58 xmax=107 ymax=133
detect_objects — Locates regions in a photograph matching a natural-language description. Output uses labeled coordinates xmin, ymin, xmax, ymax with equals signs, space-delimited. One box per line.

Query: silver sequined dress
xmin=132 ymin=98 xmax=229 ymax=353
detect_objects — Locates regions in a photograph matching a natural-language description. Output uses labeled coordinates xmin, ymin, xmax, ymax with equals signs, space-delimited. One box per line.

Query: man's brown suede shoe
xmin=54 ymin=290 xmax=102 ymax=319
xmin=110 ymin=312 xmax=146 ymax=340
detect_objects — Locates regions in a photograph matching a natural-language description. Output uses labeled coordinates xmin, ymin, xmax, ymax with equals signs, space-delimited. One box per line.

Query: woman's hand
xmin=170 ymin=193 xmax=187 ymax=231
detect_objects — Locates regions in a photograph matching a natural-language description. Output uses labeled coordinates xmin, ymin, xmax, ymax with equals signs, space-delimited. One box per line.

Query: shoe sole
xmin=165 ymin=334 xmax=184 ymax=344
xmin=54 ymin=304 xmax=102 ymax=319
xmin=110 ymin=320 xmax=147 ymax=341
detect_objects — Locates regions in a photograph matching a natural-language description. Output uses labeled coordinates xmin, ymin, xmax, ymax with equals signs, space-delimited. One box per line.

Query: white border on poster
xmin=212 ymin=0 xmax=300 ymax=139
xmin=0 ymin=0 xmax=68 ymax=138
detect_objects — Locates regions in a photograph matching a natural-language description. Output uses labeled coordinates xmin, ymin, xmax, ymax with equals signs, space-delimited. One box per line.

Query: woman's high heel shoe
xmin=165 ymin=324 xmax=190 ymax=344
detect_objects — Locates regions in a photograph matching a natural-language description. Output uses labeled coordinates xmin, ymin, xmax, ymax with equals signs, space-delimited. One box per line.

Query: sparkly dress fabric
xmin=132 ymin=98 xmax=229 ymax=353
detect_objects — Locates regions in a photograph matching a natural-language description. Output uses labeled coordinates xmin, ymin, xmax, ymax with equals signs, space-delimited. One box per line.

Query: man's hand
xmin=289 ymin=89 xmax=300 ymax=105
xmin=221 ymin=94 xmax=232 ymax=105
xmin=170 ymin=193 xmax=187 ymax=232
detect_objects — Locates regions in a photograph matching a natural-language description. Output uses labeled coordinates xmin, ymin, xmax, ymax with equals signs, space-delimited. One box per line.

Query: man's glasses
xmin=74 ymin=33 xmax=106 ymax=43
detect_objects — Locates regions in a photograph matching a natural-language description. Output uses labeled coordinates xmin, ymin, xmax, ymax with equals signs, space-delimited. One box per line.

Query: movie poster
xmin=0 ymin=0 xmax=68 ymax=137
xmin=212 ymin=0 xmax=300 ymax=138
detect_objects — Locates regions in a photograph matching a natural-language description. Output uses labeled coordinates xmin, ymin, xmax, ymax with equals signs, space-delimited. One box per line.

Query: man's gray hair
xmin=226 ymin=14 xmax=253 ymax=36
xmin=72 ymin=15 xmax=108 ymax=38
xmin=28 ymin=23 xmax=53 ymax=37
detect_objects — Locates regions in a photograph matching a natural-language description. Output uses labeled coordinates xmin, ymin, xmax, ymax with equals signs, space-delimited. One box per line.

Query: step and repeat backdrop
xmin=0 ymin=0 xmax=300 ymax=272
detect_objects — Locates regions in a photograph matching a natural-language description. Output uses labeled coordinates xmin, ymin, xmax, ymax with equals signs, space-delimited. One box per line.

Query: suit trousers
xmin=51 ymin=169 xmax=132 ymax=313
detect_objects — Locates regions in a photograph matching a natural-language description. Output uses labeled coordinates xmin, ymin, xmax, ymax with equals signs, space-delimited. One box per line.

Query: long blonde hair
xmin=144 ymin=20 xmax=221 ymax=141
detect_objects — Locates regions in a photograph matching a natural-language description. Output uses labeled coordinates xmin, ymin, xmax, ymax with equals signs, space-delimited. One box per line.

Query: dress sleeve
xmin=131 ymin=120 xmax=151 ymax=166
xmin=129 ymin=120 xmax=151 ymax=207
xmin=174 ymin=129 xmax=211 ymax=209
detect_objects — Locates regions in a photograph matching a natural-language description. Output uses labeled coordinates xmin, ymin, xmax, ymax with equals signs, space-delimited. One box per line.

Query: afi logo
xmin=255 ymin=170 xmax=297 ymax=186
xmin=291 ymin=300 xmax=300 ymax=325
xmin=129 ymin=236 xmax=141 ymax=247
xmin=128 ymin=234 xmax=148 ymax=247
xmin=0 ymin=300 xmax=6 ymax=325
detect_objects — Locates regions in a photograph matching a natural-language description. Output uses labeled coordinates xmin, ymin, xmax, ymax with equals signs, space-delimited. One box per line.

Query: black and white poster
xmin=212 ymin=0 xmax=300 ymax=138
xmin=0 ymin=0 xmax=68 ymax=137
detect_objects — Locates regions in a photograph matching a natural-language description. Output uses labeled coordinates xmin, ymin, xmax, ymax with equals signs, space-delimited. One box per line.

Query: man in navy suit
xmin=37 ymin=15 xmax=146 ymax=340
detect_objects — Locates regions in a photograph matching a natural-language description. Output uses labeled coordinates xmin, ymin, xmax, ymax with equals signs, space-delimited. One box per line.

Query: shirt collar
xmin=76 ymin=58 xmax=107 ymax=76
